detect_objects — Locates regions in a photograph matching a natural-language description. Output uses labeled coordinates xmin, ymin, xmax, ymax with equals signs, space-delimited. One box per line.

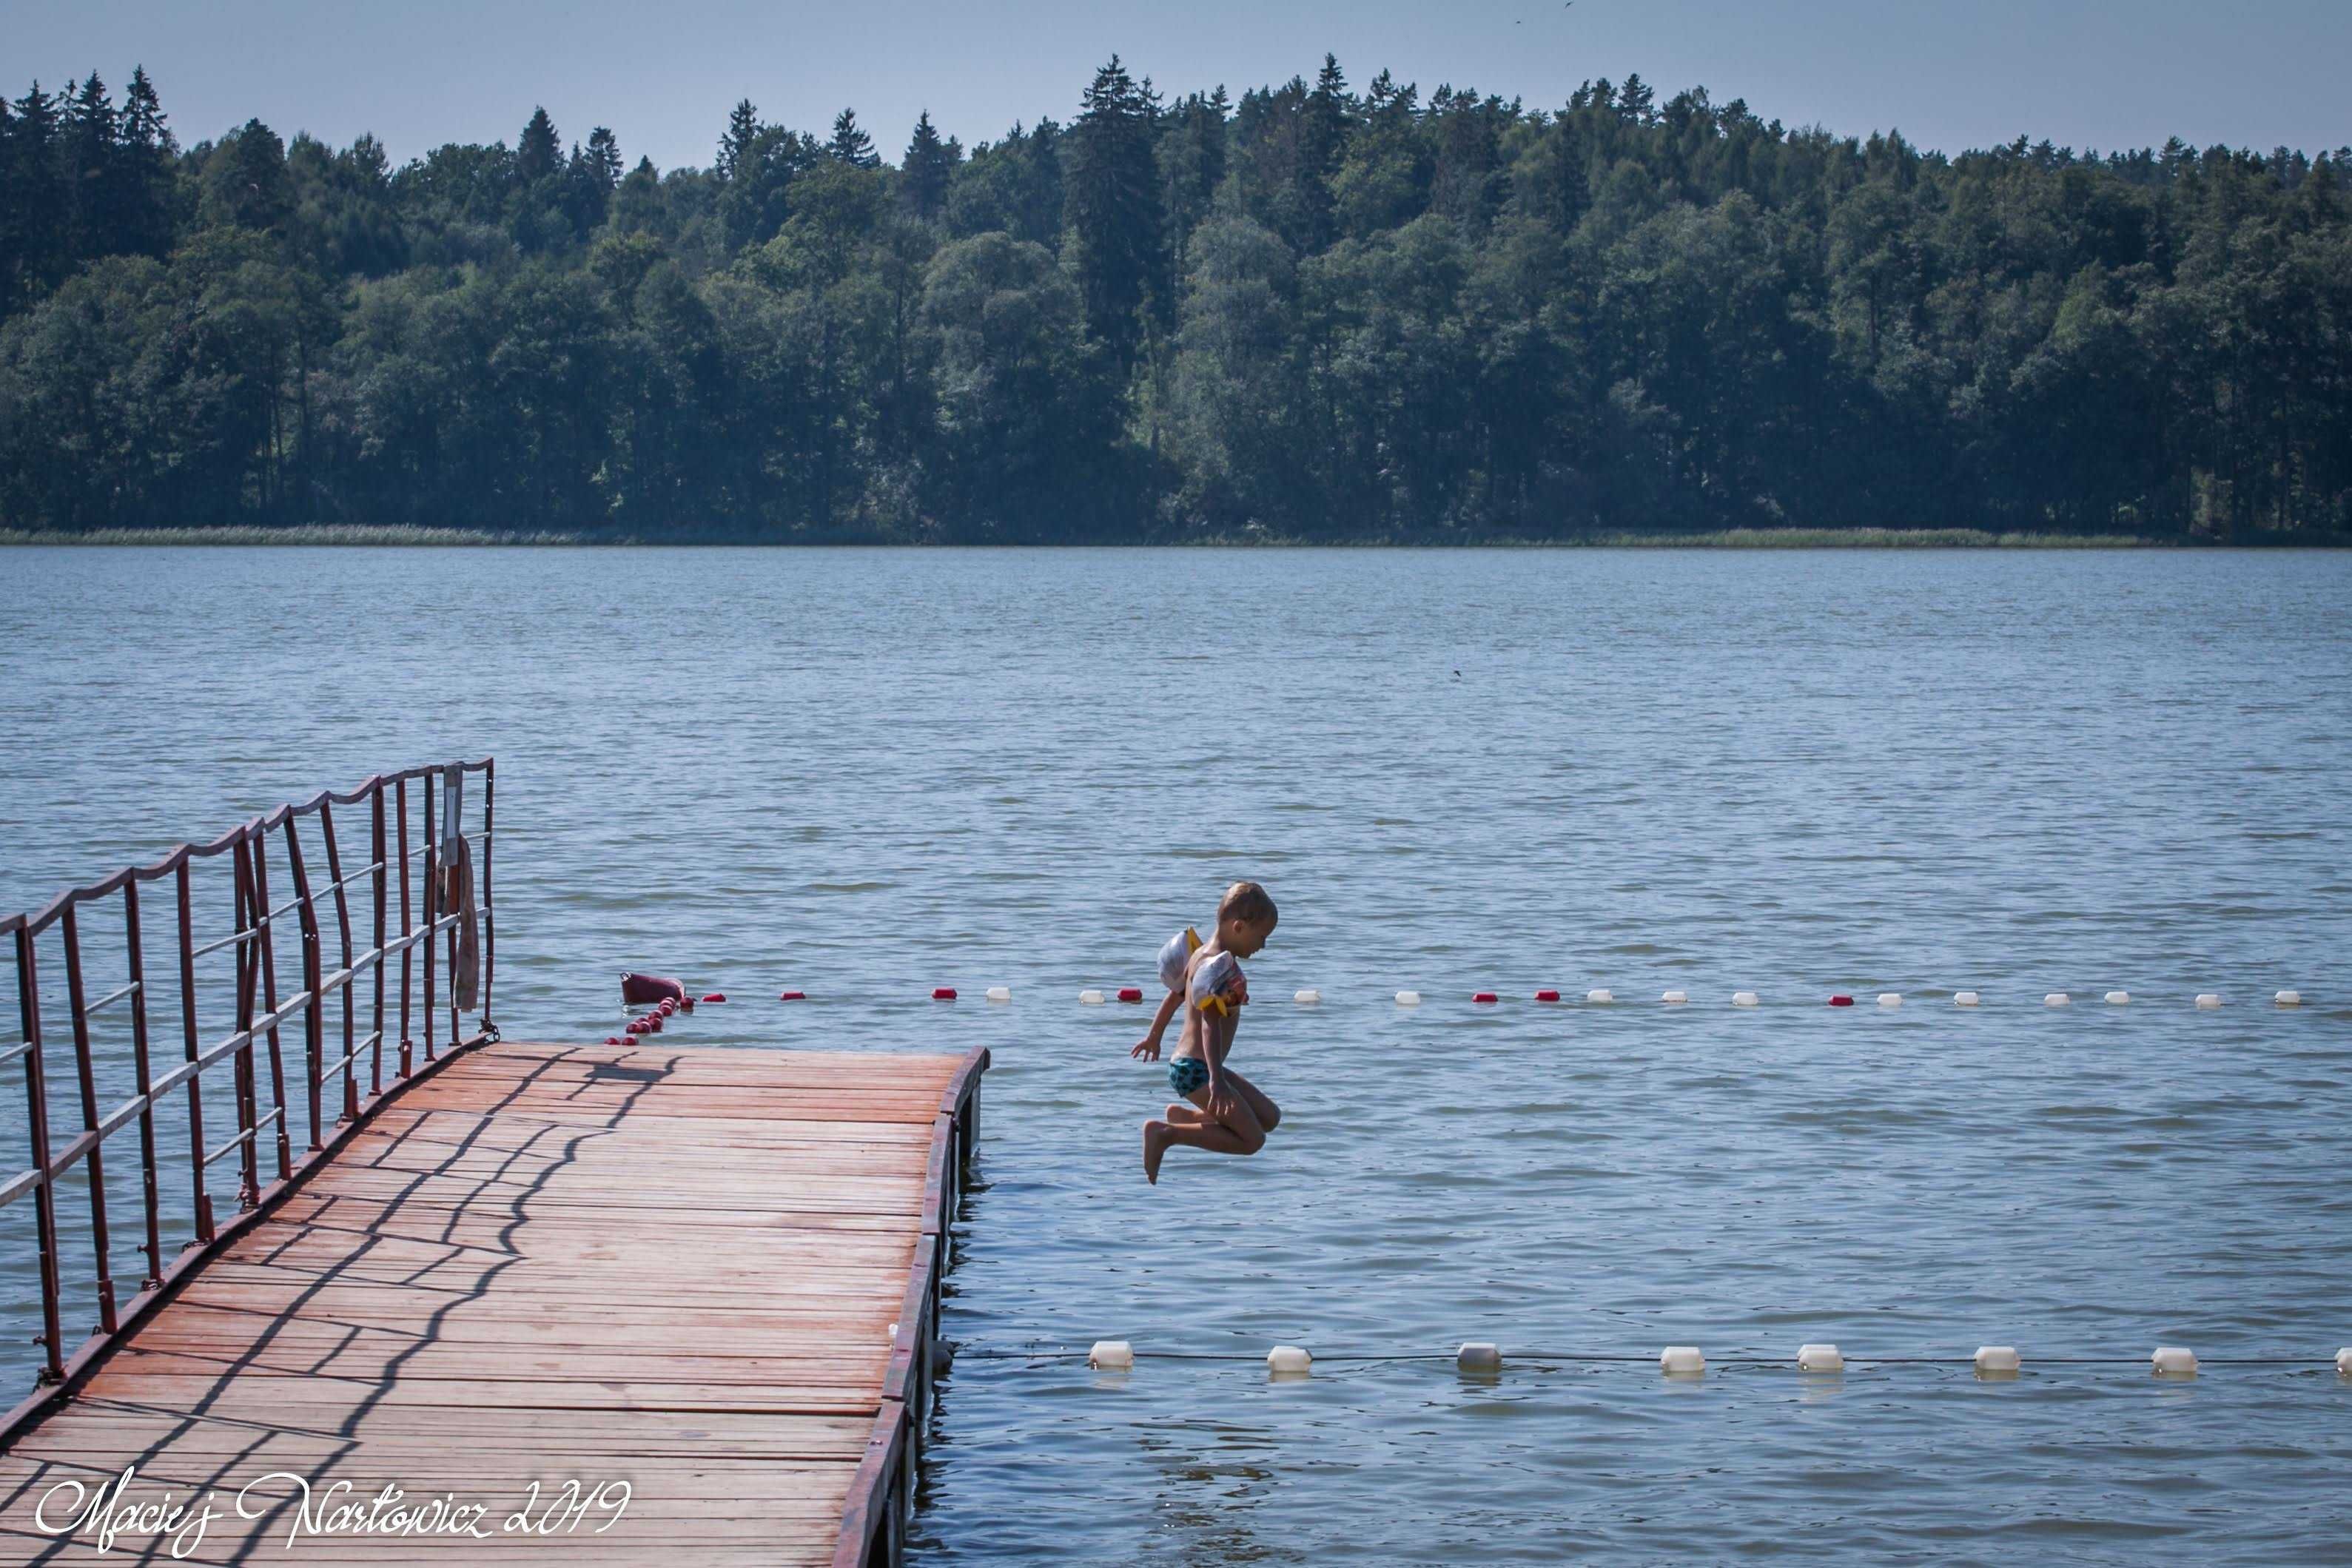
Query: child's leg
xmin=1165 ymin=1102 xmax=1209 ymax=1124
xmin=1143 ymin=1114 xmax=1254 ymax=1182
xmin=1197 ymin=1081 xmax=1269 ymax=1154
xmin=1143 ymin=1083 xmax=1271 ymax=1181
xmin=1214 ymin=1066 xmax=1281 ymax=1133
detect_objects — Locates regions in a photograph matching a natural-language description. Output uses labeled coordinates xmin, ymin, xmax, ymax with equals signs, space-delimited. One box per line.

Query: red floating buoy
xmin=1473 ymin=992 xmax=1499 ymax=1004
xmin=645 ymin=1012 xmax=664 ymax=1032
xmin=620 ymin=972 xmax=687 ymax=1007
xmin=702 ymin=992 xmax=726 ymax=1004
xmin=1117 ymin=986 xmax=1144 ymax=1003
xmin=656 ymin=997 xmax=677 ymax=1016
xmin=1534 ymin=989 xmax=1561 ymax=1003
xmin=933 ymin=987 xmax=958 ymax=1000
xmin=1829 ymin=994 xmax=1855 ymax=1007
xmin=779 ymin=990 xmax=806 ymax=1001
xmin=605 ymin=1035 xmax=625 ymax=1046
xmin=624 ymin=1020 xmax=648 ymax=1035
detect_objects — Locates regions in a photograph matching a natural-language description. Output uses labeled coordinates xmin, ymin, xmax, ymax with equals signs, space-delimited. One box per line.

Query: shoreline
xmin=7 ymin=525 xmax=2344 ymax=549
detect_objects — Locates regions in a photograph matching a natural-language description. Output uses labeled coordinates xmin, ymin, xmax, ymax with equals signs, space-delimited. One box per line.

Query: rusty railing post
xmin=441 ymin=765 xmax=461 ymax=1053
xmin=396 ymin=776 xmax=413 ymax=1078
xmin=175 ymin=858 xmax=214 ymax=1244
xmin=15 ymin=927 xmax=65 ymax=1383
xmin=480 ymin=758 xmax=495 ymax=1030
xmin=371 ymin=783 xmax=388 ymax=1095
xmin=58 ymin=906 xmax=120 ymax=1336
xmin=124 ymin=881 xmax=164 ymax=1291
xmin=249 ymin=828 xmax=293 ymax=1182
xmin=283 ymin=817 xmax=324 ymax=1153
xmin=319 ymin=800 xmax=358 ymax=1124
xmin=422 ymin=777 xmax=437 ymax=1063
xmin=229 ymin=835 xmax=263 ymax=1209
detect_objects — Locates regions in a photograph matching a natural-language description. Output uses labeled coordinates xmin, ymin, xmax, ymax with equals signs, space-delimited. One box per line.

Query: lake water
xmin=1 ymin=546 xmax=2347 ymax=1564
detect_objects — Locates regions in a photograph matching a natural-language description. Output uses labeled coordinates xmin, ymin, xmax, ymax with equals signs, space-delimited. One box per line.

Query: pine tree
xmin=829 ymin=108 xmax=878 ymax=167
xmin=586 ymin=127 xmax=622 ymax=189
xmin=118 ymin=66 xmax=176 ymax=258
xmin=0 ymin=92 xmax=16 ymax=317
xmin=5 ymin=84 xmax=67 ymax=300
xmin=1066 ymin=55 xmax=1165 ymax=369
xmin=1295 ymin=53 xmax=1352 ymax=248
xmin=1618 ymin=73 xmax=1656 ymax=127
xmin=62 ymin=74 xmax=118 ymax=264
xmin=902 ymin=110 xmax=953 ymax=220
xmin=517 ymin=106 xmax=560 ymax=182
xmin=718 ymin=99 xmax=759 ymax=182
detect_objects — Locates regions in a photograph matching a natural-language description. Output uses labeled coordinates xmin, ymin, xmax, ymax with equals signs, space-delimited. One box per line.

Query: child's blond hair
xmin=1218 ymin=881 xmax=1277 ymax=928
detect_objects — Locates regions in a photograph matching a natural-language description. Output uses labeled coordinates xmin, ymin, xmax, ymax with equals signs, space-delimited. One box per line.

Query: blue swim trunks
xmin=1168 ymin=1057 xmax=1210 ymax=1097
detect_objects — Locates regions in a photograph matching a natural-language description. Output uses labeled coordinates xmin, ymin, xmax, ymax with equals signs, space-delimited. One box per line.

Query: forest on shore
xmin=1 ymin=59 xmax=2346 ymax=542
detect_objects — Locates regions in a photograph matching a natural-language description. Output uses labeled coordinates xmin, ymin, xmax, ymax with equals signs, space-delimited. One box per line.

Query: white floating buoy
xmin=1294 ymin=989 xmax=1321 ymax=1004
xmin=1798 ymin=1343 xmax=1845 ymax=1373
xmin=2151 ymin=1345 xmax=2198 ymax=1376
xmin=1395 ymin=990 xmax=1422 ymax=1006
xmin=1088 ymin=1340 xmax=1135 ymax=1370
xmin=2044 ymin=992 xmax=2070 ymax=1007
xmin=2275 ymin=989 xmax=2302 ymax=1007
xmin=2106 ymin=991 xmax=2130 ymax=1006
xmin=1079 ymin=989 xmax=1104 ymax=1005
xmin=2195 ymin=994 xmax=2222 ymax=1009
xmin=1732 ymin=991 xmax=1759 ymax=1008
xmin=1659 ymin=1345 xmax=1705 ymax=1376
xmin=1878 ymin=992 xmax=1902 ymax=1009
xmin=1456 ymin=1342 xmax=1502 ymax=1372
xmin=1586 ymin=989 xmax=1614 ymax=1004
xmin=1661 ymin=989 xmax=1688 ymax=1005
xmin=985 ymin=986 xmax=1012 ymax=1003
xmin=2336 ymin=1347 xmax=2351 ymax=1376
xmin=1954 ymin=991 xmax=1980 ymax=1007
xmin=1267 ymin=1345 xmax=1312 ymax=1376
xmin=1973 ymin=1345 xmax=2021 ymax=1375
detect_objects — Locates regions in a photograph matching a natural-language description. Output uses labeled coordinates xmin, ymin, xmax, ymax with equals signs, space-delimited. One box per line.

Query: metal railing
xmin=0 ymin=760 xmax=495 ymax=1394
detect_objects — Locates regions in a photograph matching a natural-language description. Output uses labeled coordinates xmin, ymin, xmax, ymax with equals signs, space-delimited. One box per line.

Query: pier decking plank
xmin=0 ymin=1040 xmax=972 ymax=1565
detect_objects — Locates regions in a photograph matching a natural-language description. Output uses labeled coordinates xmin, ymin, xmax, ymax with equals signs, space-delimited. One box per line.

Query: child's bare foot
xmin=1143 ymin=1120 xmax=1174 ymax=1184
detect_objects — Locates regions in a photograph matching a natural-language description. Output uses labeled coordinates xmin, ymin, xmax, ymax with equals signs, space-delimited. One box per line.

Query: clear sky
xmin=13 ymin=0 xmax=2349 ymax=173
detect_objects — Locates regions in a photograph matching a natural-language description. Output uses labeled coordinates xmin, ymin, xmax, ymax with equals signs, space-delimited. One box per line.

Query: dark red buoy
xmin=605 ymin=1035 xmax=626 ymax=1046
xmin=621 ymin=972 xmax=687 ymax=1007
xmin=656 ymin=998 xmax=677 ymax=1017
xmin=1829 ymin=994 xmax=1854 ymax=1007
xmin=933 ymin=987 xmax=957 ymax=1000
xmin=1534 ymin=989 xmax=1561 ymax=1003
xmin=779 ymin=990 xmax=805 ymax=1001
xmin=1473 ymin=992 xmax=1499 ymax=1004
xmin=702 ymin=992 xmax=726 ymax=1003
xmin=645 ymin=1012 xmax=664 ymax=1032
xmin=1117 ymin=986 xmax=1144 ymax=1003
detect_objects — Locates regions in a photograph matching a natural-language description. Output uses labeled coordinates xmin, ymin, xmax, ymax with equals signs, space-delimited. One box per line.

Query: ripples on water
xmin=0 ymin=547 xmax=2346 ymax=1564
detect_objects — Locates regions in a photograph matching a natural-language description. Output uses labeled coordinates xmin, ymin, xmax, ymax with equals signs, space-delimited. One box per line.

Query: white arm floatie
xmin=1189 ymin=950 xmax=1247 ymax=1015
xmin=1157 ymin=926 xmax=1203 ymax=992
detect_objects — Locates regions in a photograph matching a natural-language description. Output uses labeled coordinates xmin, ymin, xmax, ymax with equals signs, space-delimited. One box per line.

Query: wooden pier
xmin=0 ymin=1037 xmax=985 ymax=1566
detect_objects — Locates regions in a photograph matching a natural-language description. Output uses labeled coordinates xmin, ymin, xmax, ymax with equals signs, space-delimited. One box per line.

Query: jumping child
xmin=1132 ymin=881 xmax=1282 ymax=1183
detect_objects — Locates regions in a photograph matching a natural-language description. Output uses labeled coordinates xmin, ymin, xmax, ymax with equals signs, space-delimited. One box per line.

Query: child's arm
xmin=1130 ymin=988 xmax=1183 ymax=1060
